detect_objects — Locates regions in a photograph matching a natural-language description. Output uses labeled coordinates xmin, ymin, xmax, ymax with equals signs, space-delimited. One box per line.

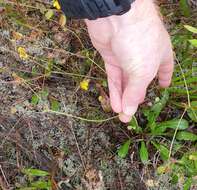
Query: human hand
xmin=85 ymin=0 xmax=174 ymax=123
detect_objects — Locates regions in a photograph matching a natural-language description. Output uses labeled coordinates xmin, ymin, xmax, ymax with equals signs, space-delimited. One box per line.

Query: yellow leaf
xmin=189 ymin=154 xmax=197 ymax=161
xmin=98 ymin=95 xmax=111 ymax=112
xmin=45 ymin=9 xmax=54 ymax=20
xmin=53 ymin=0 xmax=61 ymax=10
xmin=59 ymin=14 xmax=67 ymax=27
xmin=17 ymin=47 xmax=28 ymax=60
xmin=10 ymin=107 xmax=17 ymax=114
xmin=98 ymin=96 xmax=103 ymax=102
xmin=145 ymin=179 xmax=159 ymax=187
xmin=96 ymin=83 xmax=111 ymax=112
xmin=12 ymin=72 xmax=25 ymax=84
xmin=12 ymin=31 xmax=23 ymax=40
xmin=80 ymin=79 xmax=90 ymax=91
xmin=157 ymin=164 xmax=171 ymax=174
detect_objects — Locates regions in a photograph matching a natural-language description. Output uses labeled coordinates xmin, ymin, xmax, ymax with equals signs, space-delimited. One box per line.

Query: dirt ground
xmin=0 ymin=46 xmax=149 ymax=189
xmin=0 ymin=47 xmax=149 ymax=189
xmin=0 ymin=5 xmax=150 ymax=189
xmin=0 ymin=1 xmax=196 ymax=190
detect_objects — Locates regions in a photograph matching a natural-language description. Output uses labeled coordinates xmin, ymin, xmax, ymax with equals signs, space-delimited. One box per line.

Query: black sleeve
xmin=58 ymin=0 xmax=133 ymax=20
xmin=58 ymin=0 xmax=89 ymax=19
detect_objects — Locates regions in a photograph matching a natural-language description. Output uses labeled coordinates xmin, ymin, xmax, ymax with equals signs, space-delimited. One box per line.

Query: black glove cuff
xmin=58 ymin=0 xmax=135 ymax=20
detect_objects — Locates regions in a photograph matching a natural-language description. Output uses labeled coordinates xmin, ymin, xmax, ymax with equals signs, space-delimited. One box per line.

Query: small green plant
xmin=179 ymin=0 xmax=191 ymax=17
xmin=31 ymin=88 xmax=60 ymax=111
xmin=118 ymin=90 xmax=191 ymax=158
xmin=18 ymin=168 xmax=52 ymax=190
xmin=31 ymin=89 xmax=49 ymax=105
xmin=117 ymin=89 xmax=197 ymax=188
xmin=118 ymin=139 xmax=131 ymax=159
xmin=184 ymin=25 xmax=197 ymax=47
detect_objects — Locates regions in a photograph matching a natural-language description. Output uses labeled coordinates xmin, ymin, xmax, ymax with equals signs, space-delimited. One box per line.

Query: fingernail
xmin=119 ymin=113 xmax=132 ymax=123
xmin=123 ymin=106 xmax=137 ymax=116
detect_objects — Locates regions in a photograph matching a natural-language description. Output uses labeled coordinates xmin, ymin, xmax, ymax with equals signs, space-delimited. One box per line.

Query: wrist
xmin=112 ymin=0 xmax=159 ymax=22
xmin=129 ymin=0 xmax=158 ymax=20
xmin=111 ymin=0 xmax=159 ymax=27
xmin=85 ymin=0 xmax=160 ymax=28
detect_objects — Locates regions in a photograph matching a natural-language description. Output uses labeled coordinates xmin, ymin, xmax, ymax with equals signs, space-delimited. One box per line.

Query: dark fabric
xmin=58 ymin=0 xmax=135 ymax=20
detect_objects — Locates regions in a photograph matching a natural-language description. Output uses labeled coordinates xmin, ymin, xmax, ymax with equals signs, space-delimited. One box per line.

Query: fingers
xmin=120 ymin=74 xmax=151 ymax=123
xmin=102 ymin=55 xmax=123 ymax=113
xmin=86 ymin=33 xmax=123 ymax=114
xmin=158 ymin=50 xmax=174 ymax=88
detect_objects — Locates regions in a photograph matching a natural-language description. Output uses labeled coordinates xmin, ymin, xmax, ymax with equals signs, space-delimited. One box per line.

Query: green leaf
xmin=45 ymin=9 xmax=54 ymax=20
xmin=179 ymin=0 xmax=191 ymax=17
xmin=171 ymin=174 xmax=179 ymax=185
xmin=139 ymin=141 xmax=149 ymax=164
xmin=152 ymin=142 xmax=169 ymax=161
xmin=18 ymin=181 xmax=51 ymax=190
xmin=127 ymin=116 xmax=142 ymax=134
xmin=31 ymin=66 xmax=38 ymax=77
xmin=184 ymin=25 xmax=197 ymax=34
xmin=188 ymin=39 xmax=197 ymax=47
xmin=40 ymin=89 xmax=49 ymax=99
xmin=189 ymin=152 xmax=197 ymax=171
xmin=144 ymin=90 xmax=169 ymax=130
xmin=153 ymin=119 xmax=189 ymax=134
xmin=180 ymin=152 xmax=197 ymax=176
xmin=176 ymin=131 xmax=197 ymax=141
xmin=187 ymin=101 xmax=197 ymax=122
xmin=102 ymin=80 xmax=108 ymax=88
xmin=31 ymin=180 xmax=52 ymax=189
xmin=22 ymin=168 xmax=49 ymax=177
xmin=31 ymin=94 xmax=40 ymax=105
xmin=189 ymin=152 xmax=197 ymax=161
xmin=183 ymin=178 xmax=192 ymax=190
xmin=50 ymin=99 xmax=60 ymax=111
xmin=45 ymin=60 xmax=54 ymax=77
xmin=118 ymin=140 xmax=131 ymax=158
xmin=31 ymin=89 xmax=49 ymax=105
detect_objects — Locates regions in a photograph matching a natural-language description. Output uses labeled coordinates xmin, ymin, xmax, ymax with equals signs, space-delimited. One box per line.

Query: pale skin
xmin=85 ymin=0 xmax=174 ymax=123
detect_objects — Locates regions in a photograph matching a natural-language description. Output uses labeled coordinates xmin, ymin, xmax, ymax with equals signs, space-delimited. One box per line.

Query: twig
xmin=117 ymin=170 xmax=123 ymax=190
xmin=44 ymin=110 xmax=118 ymax=123
xmin=175 ymin=56 xmax=191 ymax=107
xmin=0 ymin=165 xmax=9 ymax=189
xmin=0 ymin=176 xmax=8 ymax=190
xmin=168 ymin=108 xmax=187 ymax=158
xmin=69 ymin=123 xmax=86 ymax=171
